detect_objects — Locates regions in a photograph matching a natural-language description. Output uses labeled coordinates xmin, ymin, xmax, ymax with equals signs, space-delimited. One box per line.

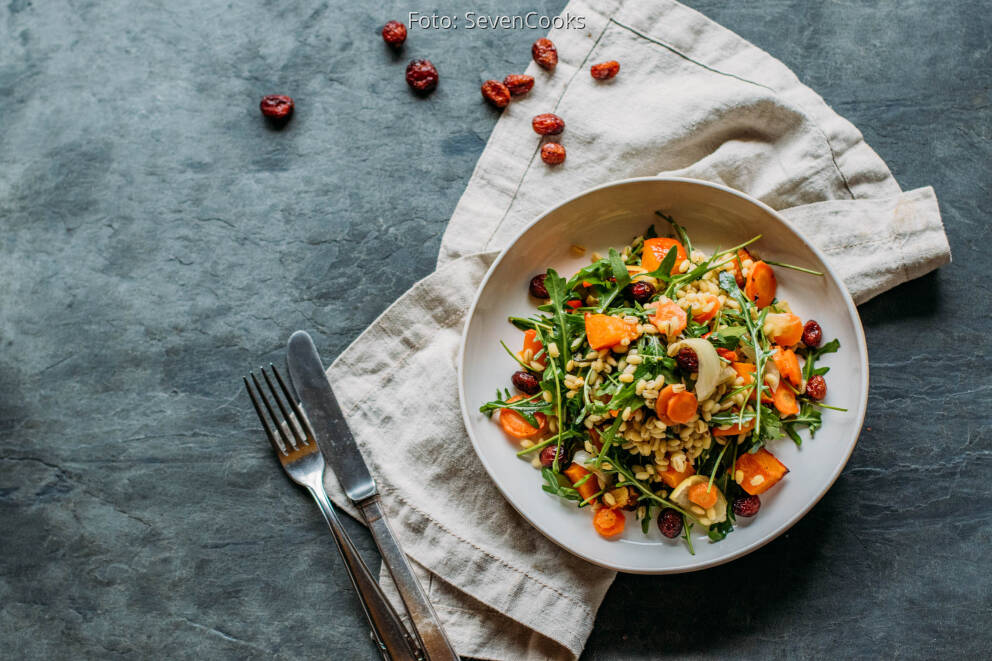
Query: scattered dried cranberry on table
xmin=540 ymin=143 xmax=566 ymax=165
xmin=590 ymin=60 xmax=620 ymax=80
xmin=532 ymin=113 xmax=565 ymax=135
xmin=381 ymin=20 xmax=407 ymax=46
xmin=531 ymin=38 xmax=558 ymax=70
xmin=259 ymin=95 xmax=294 ymax=121
xmin=405 ymin=59 xmax=439 ymax=93
xmin=481 ymin=79 xmax=511 ymax=109
xmin=503 ymin=74 xmax=534 ymax=96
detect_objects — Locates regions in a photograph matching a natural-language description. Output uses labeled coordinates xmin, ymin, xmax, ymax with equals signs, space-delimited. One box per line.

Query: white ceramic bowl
xmin=458 ymin=177 xmax=868 ymax=573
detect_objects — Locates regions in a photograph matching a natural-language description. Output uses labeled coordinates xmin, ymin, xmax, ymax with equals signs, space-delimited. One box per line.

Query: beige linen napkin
xmin=323 ymin=1 xmax=951 ymax=659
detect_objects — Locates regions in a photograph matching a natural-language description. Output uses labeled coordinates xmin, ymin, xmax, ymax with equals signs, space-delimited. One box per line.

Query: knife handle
xmin=358 ymin=495 xmax=460 ymax=661
xmin=308 ymin=486 xmax=423 ymax=661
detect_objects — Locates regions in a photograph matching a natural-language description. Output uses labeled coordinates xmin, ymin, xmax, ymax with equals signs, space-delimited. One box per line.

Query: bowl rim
xmin=457 ymin=175 xmax=869 ymax=574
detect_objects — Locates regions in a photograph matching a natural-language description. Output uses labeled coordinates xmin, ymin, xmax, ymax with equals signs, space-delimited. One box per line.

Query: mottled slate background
xmin=1 ymin=0 xmax=988 ymax=658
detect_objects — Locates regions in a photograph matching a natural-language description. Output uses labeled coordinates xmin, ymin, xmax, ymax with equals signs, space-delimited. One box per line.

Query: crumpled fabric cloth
xmin=322 ymin=1 xmax=950 ymax=659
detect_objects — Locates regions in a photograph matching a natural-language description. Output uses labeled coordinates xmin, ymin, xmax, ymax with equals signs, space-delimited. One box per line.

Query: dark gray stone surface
xmin=0 ymin=0 xmax=988 ymax=659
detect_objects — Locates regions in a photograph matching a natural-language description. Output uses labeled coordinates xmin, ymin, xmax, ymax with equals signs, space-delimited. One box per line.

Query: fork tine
xmin=261 ymin=367 xmax=306 ymax=447
xmin=270 ymin=363 xmax=314 ymax=441
xmin=243 ymin=375 xmax=286 ymax=456
xmin=250 ymin=371 xmax=295 ymax=451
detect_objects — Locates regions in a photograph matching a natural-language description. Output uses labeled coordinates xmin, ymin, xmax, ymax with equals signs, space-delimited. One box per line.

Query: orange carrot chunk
xmin=666 ymin=391 xmax=698 ymax=424
xmin=733 ymin=248 xmax=754 ymax=287
xmin=646 ymin=300 xmax=687 ymax=339
xmin=734 ymin=448 xmax=789 ymax=495
xmin=659 ymin=461 xmax=695 ymax=488
xmin=773 ymin=348 xmax=803 ymax=387
xmin=691 ymin=294 xmax=722 ymax=323
xmin=712 ymin=419 xmax=756 ymax=436
xmin=688 ymin=481 xmax=719 ymax=509
xmin=517 ymin=329 xmax=546 ymax=367
xmin=641 ymin=238 xmax=686 ymax=274
xmin=584 ymin=313 xmax=637 ymax=350
xmin=593 ymin=507 xmax=626 ymax=537
xmin=745 ymin=261 xmax=777 ymax=308
xmin=498 ymin=395 xmax=547 ymax=439
xmin=772 ymin=382 xmax=800 ymax=417
xmin=563 ymin=462 xmax=599 ymax=503
xmin=716 ymin=348 xmax=738 ymax=362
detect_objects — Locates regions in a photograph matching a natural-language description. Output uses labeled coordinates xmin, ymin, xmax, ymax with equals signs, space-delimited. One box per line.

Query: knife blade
xmin=286 ymin=330 xmax=460 ymax=661
xmin=286 ymin=330 xmax=377 ymax=502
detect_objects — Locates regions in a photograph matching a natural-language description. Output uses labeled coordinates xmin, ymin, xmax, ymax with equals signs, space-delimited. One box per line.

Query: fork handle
xmin=357 ymin=495 xmax=460 ymax=661
xmin=308 ymin=486 xmax=423 ymax=661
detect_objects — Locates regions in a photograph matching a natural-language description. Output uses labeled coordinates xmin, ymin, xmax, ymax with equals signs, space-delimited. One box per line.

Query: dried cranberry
xmin=381 ymin=20 xmax=407 ymax=46
xmin=675 ymin=347 xmax=699 ymax=373
xmin=531 ymin=38 xmax=558 ymax=70
xmin=628 ymin=281 xmax=655 ymax=304
xmin=503 ymin=74 xmax=535 ymax=96
xmin=532 ymin=113 xmax=565 ymax=135
xmin=529 ymin=274 xmax=549 ymax=298
xmin=405 ymin=59 xmax=439 ymax=93
xmin=481 ymin=80 xmax=511 ymax=109
xmin=658 ymin=508 xmax=683 ymax=538
xmin=732 ymin=494 xmax=761 ymax=517
xmin=259 ymin=95 xmax=294 ymax=121
xmin=805 ymin=374 xmax=827 ymax=400
xmin=512 ymin=370 xmax=541 ymax=395
xmin=539 ymin=444 xmax=567 ymax=468
xmin=802 ymin=320 xmax=823 ymax=348
xmin=590 ymin=60 xmax=620 ymax=80
xmin=540 ymin=143 xmax=566 ymax=165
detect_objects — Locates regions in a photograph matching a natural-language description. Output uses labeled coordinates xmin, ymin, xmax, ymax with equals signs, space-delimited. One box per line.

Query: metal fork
xmin=244 ymin=365 xmax=422 ymax=661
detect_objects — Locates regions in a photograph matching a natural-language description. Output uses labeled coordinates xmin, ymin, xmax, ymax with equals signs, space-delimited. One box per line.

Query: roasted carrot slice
xmin=498 ymin=395 xmax=547 ymax=439
xmin=592 ymin=507 xmax=626 ymax=537
xmin=773 ymin=348 xmax=802 ymax=387
xmin=770 ymin=314 xmax=803 ymax=346
xmin=772 ymin=382 xmax=800 ymax=417
xmin=712 ymin=419 xmax=756 ymax=436
xmin=716 ymin=348 xmax=738 ymax=362
xmin=690 ymin=294 xmax=722 ymax=323
xmin=641 ymin=238 xmax=686 ymax=274
xmin=654 ymin=384 xmax=680 ymax=426
xmin=745 ymin=261 xmax=777 ymax=308
xmin=646 ymin=300 xmax=686 ymax=339
xmin=666 ymin=391 xmax=698 ymax=424
xmin=733 ymin=248 xmax=754 ymax=287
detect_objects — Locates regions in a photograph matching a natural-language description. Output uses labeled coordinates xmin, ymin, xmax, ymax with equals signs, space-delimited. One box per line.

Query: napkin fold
xmin=323 ymin=1 xmax=950 ymax=659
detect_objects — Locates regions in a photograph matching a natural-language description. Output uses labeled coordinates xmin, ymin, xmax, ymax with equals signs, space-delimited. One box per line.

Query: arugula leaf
xmin=541 ymin=468 xmax=581 ymax=501
xmin=543 ymin=269 xmax=572 ymax=367
xmin=709 ymin=326 xmax=746 ymax=350
xmin=608 ymin=248 xmax=631 ymax=290
xmin=479 ymin=391 xmax=553 ymax=427
xmin=802 ymin=338 xmax=840 ymax=381
xmin=782 ymin=401 xmax=823 ymax=445
xmin=640 ymin=246 xmax=678 ymax=282
xmin=707 ymin=518 xmax=734 ymax=542
xmin=655 ymin=210 xmax=693 ymax=256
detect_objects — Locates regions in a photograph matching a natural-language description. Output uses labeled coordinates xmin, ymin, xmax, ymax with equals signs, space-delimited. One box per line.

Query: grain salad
xmin=480 ymin=213 xmax=842 ymax=552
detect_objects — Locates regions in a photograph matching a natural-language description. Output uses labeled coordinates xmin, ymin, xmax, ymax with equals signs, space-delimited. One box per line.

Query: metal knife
xmin=287 ymin=330 xmax=459 ymax=661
